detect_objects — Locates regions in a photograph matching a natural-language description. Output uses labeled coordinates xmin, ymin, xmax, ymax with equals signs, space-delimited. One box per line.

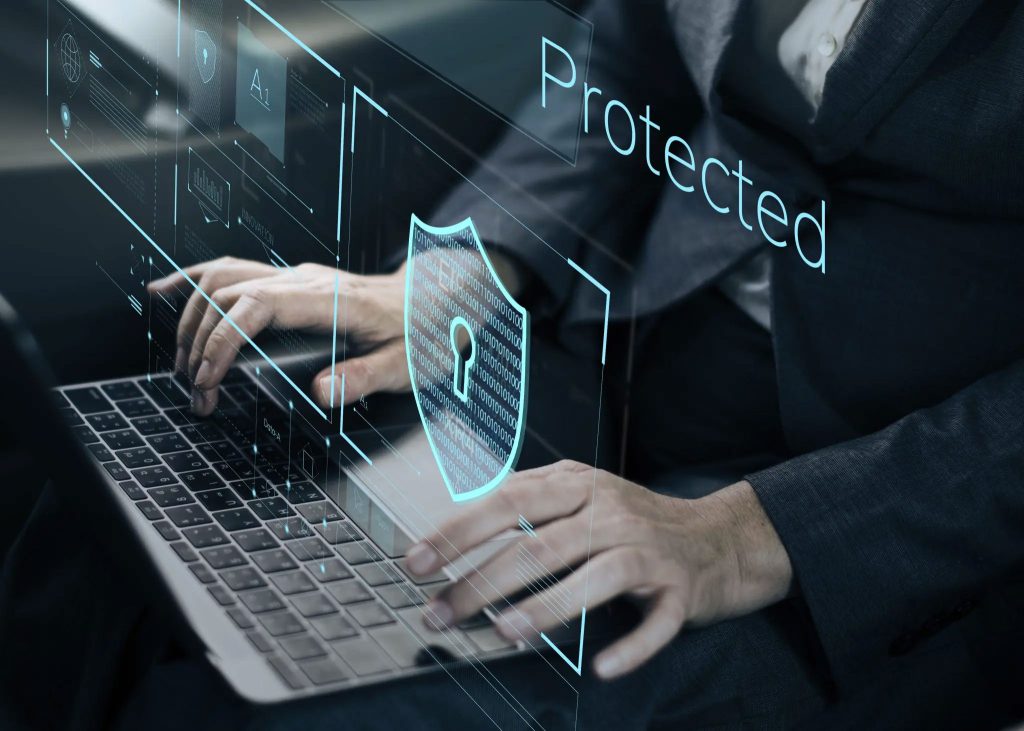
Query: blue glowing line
xmin=336 ymin=101 xmax=346 ymax=243
xmin=567 ymin=258 xmax=610 ymax=365
xmin=56 ymin=0 xmax=152 ymax=88
xmin=329 ymin=274 xmax=339 ymax=410
xmin=50 ymin=137 xmax=329 ymax=420
xmin=172 ymin=163 xmax=178 ymax=226
xmin=233 ymin=139 xmax=313 ymax=213
xmin=340 ymin=431 xmax=373 ymax=465
xmin=242 ymin=0 xmax=340 ymax=78
xmin=45 ymin=37 xmax=48 ymax=98
xmin=176 ymin=0 xmax=181 ymax=58
xmin=351 ymin=86 xmax=388 ymax=154
xmin=541 ymin=607 xmax=586 ymax=676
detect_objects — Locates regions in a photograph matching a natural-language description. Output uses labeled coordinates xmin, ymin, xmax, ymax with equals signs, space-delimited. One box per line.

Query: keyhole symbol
xmin=450 ymin=316 xmax=476 ymax=404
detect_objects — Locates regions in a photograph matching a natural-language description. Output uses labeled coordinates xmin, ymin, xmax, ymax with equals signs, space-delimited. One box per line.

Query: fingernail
xmin=175 ymin=348 xmax=187 ymax=373
xmin=427 ymin=600 xmax=453 ymax=629
xmin=406 ymin=542 xmax=437 ymax=575
xmin=191 ymin=388 xmax=206 ymax=414
xmin=194 ymin=359 xmax=212 ymax=388
xmin=595 ymin=654 xmax=621 ymax=679
xmin=319 ymin=376 xmax=342 ymax=405
xmin=496 ymin=610 xmax=532 ymax=641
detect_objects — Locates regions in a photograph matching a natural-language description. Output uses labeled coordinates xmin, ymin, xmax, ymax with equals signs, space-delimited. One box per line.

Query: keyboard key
xmin=148 ymin=485 xmax=195 ymax=508
xmin=87 ymin=444 xmax=115 ymax=462
xmin=212 ymin=508 xmax=260 ymax=532
xmin=331 ymin=637 xmax=394 ymax=676
xmin=131 ymin=466 xmax=178 ymax=488
xmin=286 ymin=537 xmax=332 ymax=561
xmin=101 ymin=429 xmax=144 ymax=450
xmin=164 ymin=451 xmax=208 ymax=473
xmin=259 ymin=611 xmax=305 ymax=637
xmin=251 ymin=549 xmax=298 ymax=574
xmin=355 ymin=563 xmax=403 ymax=587
xmin=195 ymin=488 xmax=242 ymax=511
xmin=397 ymin=558 xmax=449 ymax=586
xmin=180 ymin=470 xmax=225 ymax=492
xmin=101 ymin=381 xmax=143 ymax=400
xmin=196 ymin=441 xmax=244 ymax=463
xmin=180 ymin=423 xmax=222 ymax=443
xmin=296 ymin=501 xmax=344 ymax=523
xmin=65 ymin=387 xmax=113 ymax=414
xmin=164 ymin=408 xmax=203 ymax=427
xmin=248 ymin=497 xmax=294 ymax=521
xmin=290 ymin=592 xmax=337 ymax=618
xmin=336 ymin=541 xmax=384 ymax=566
xmin=247 ymin=631 xmax=274 ymax=653
xmin=172 ymin=542 xmax=199 ymax=562
xmin=139 ymin=377 xmax=190 ymax=408
xmin=347 ymin=600 xmax=395 ymax=628
xmin=103 ymin=462 xmax=130 ymax=482
xmin=118 ymin=480 xmax=146 ymax=501
xmin=55 ymin=391 xmax=72 ymax=408
xmin=310 ymin=614 xmax=358 ymax=641
xmin=281 ymin=482 xmax=323 ymax=505
xmin=136 ymin=500 xmax=162 ymax=521
xmin=116 ymin=447 xmax=160 ymax=469
xmin=212 ymin=459 xmax=255 ymax=481
xmin=280 ymin=635 xmax=326 ymax=662
xmin=201 ymin=545 xmax=247 ymax=570
xmin=298 ymin=657 xmax=347 ymax=685
xmin=153 ymin=520 xmax=179 ymax=541
xmin=315 ymin=521 xmax=361 ymax=545
xmin=147 ymin=433 xmax=190 ymax=454
xmin=117 ymin=398 xmax=157 ymax=418
xmin=239 ymin=589 xmax=285 ymax=614
xmin=72 ymin=426 xmax=100 ymax=444
xmin=369 ymin=625 xmax=420 ymax=669
xmin=208 ymin=584 xmax=235 ymax=606
xmin=132 ymin=415 xmax=174 ymax=436
xmin=375 ymin=584 xmax=424 ymax=610
xmin=266 ymin=517 xmax=315 ymax=540
xmin=182 ymin=524 xmax=228 ymax=548
xmin=270 ymin=571 xmax=317 ymax=596
xmin=324 ymin=580 xmax=373 ymax=605
xmin=234 ymin=528 xmax=278 ymax=553
xmin=227 ymin=607 xmax=256 ymax=629
xmin=86 ymin=413 xmax=129 ymax=432
xmin=308 ymin=559 xmax=352 ymax=583
xmin=165 ymin=504 xmax=211 ymax=527
xmin=231 ymin=479 xmax=277 ymax=501
xmin=189 ymin=563 xmax=216 ymax=584
xmin=59 ymin=408 xmax=84 ymax=426
xmin=220 ymin=567 xmax=266 ymax=591
xmin=261 ymin=463 xmax=306 ymax=486
xmin=267 ymin=655 xmax=308 ymax=689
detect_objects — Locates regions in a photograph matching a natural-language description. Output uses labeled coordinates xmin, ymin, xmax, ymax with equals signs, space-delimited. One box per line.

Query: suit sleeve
xmin=432 ymin=0 xmax=698 ymax=307
xmin=746 ymin=357 xmax=1024 ymax=692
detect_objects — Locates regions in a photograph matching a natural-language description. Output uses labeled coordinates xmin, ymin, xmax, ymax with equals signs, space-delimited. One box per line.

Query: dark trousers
xmin=0 ymin=293 xmax=1012 ymax=730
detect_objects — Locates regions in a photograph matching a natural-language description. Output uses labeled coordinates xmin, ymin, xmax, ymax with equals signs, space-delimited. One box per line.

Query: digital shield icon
xmin=194 ymin=30 xmax=217 ymax=84
xmin=405 ymin=214 xmax=530 ymax=502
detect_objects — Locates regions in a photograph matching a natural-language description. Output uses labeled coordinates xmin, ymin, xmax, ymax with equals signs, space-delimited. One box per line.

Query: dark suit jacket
xmin=436 ymin=0 xmax=1024 ymax=705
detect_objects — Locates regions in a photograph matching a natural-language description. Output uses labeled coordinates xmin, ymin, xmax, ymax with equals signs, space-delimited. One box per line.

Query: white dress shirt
xmin=718 ymin=0 xmax=868 ymax=330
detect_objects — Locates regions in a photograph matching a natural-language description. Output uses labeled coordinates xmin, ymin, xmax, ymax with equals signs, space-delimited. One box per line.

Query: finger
xmin=187 ymin=280 xmax=262 ymax=380
xmin=431 ymin=512 xmax=595 ymax=627
xmin=592 ymin=593 xmax=686 ymax=679
xmin=147 ymin=261 xmax=217 ymax=296
xmin=172 ymin=261 xmax=276 ymax=374
xmin=191 ymin=292 xmax=277 ymax=415
xmin=312 ymin=340 xmax=408 ymax=409
xmin=406 ymin=463 xmax=592 ymax=575
xmin=491 ymin=548 xmax=647 ymax=642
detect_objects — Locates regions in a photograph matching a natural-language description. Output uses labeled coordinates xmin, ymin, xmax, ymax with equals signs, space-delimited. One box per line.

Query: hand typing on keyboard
xmin=147 ymin=257 xmax=409 ymax=416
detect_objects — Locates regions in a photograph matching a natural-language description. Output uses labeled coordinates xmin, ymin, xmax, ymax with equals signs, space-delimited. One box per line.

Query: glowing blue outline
xmin=242 ymin=0 xmax=340 ymax=78
xmin=49 ymin=137 xmax=329 ymax=420
xmin=405 ymin=214 xmax=529 ymax=503
xmin=541 ymin=608 xmax=587 ymax=676
xmin=567 ymin=258 xmax=609 ymax=365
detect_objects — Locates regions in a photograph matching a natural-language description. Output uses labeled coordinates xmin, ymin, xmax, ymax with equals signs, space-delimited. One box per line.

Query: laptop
xmin=0 ymin=293 xmax=594 ymax=704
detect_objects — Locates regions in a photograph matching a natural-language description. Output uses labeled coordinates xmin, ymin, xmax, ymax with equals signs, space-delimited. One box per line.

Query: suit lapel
xmin=812 ymin=0 xmax=985 ymax=161
xmin=667 ymin=0 xmax=743 ymax=106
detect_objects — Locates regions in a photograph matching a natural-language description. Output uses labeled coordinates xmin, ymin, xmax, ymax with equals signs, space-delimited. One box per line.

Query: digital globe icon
xmin=60 ymin=33 xmax=82 ymax=84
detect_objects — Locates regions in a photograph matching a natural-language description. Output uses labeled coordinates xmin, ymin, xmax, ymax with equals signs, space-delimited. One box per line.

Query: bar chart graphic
xmin=186 ymin=146 xmax=231 ymax=227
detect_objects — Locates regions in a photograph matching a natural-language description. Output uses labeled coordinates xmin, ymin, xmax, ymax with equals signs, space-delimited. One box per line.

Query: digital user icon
xmin=60 ymin=103 xmax=72 ymax=132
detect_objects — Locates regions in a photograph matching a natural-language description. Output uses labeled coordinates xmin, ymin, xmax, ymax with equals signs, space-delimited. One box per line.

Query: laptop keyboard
xmin=58 ymin=371 xmax=505 ymax=691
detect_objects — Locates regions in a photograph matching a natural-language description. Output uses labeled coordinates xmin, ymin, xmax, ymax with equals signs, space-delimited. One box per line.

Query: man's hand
xmin=147 ymin=257 xmax=408 ymax=415
xmin=405 ymin=461 xmax=793 ymax=679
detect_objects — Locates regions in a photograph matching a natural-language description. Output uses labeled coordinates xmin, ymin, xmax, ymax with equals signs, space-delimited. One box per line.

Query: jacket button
xmin=889 ymin=632 xmax=917 ymax=657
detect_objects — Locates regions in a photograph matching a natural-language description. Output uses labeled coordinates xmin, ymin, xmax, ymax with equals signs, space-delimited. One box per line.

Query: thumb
xmin=312 ymin=341 xmax=409 ymax=408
